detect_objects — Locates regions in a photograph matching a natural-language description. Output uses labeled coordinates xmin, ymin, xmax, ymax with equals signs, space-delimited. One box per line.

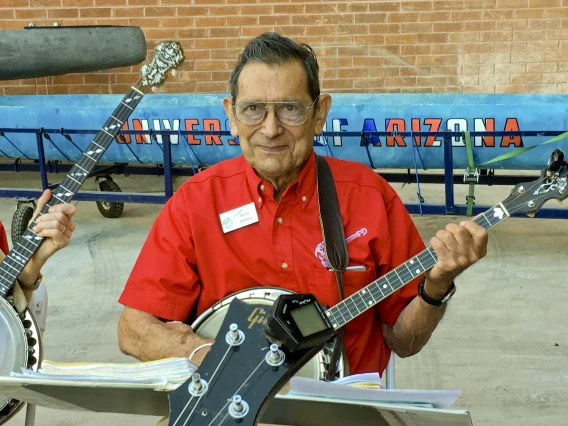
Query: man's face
xmin=224 ymin=61 xmax=331 ymax=183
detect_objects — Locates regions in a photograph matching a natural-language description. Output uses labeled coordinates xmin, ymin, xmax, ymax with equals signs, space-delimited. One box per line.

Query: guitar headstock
xmin=168 ymin=299 xmax=322 ymax=426
xmin=505 ymin=149 xmax=567 ymax=217
xmin=136 ymin=41 xmax=184 ymax=91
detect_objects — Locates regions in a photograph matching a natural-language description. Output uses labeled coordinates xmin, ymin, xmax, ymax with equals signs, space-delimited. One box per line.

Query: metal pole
xmin=163 ymin=135 xmax=173 ymax=200
xmin=35 ymin=130 xmax=48 ymax=191
xmin=385 ymin=354 xmax=395 ymax=389
xmin=443 ymin=130 xmax=455 ymax=215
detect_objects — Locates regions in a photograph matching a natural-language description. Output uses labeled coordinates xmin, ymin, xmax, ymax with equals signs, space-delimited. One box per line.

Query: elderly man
xmin=118 ymin=33 xmax=487 ymax=380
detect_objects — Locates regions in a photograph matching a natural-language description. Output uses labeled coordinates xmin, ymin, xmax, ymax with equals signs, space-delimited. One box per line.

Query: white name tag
xmin=219 ymin=202 xmax=259 ymax=233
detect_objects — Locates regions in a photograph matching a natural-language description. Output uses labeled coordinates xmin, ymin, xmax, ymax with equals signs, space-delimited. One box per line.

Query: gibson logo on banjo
xmin=0 ymin=42 xmax=183 ymax=425
xmin=247 ymin=308 xmax=268 ymax=329
xmin=168 ymin=149 xmax=568 ymax=426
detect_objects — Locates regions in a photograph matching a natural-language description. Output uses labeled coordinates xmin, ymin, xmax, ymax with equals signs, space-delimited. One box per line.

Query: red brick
xmin=15 ymin=9 xmax=47 ymax=19
xmin=273 ymin=4 xmax=304 ymax=14
xmin=433 ymin=1 xmax=466 ymax=10
xmin=388 ymin=12 xmax=419 ymax=22
xmin=79 ymin=8 xmax=111 ymax=18
xmin=496 ymin=0 xmax=529 ymax=7
xmin=259 ymin=15 xmax=292 ymax=25
xmin=525 ymin=83 xmax=557 ymax=93
xmin=354 ymin=12 xmax=386 ymax=24
xmin=368 ymin=23 xmax=401 ymax=34
xmin=196 ymin=81 xmax=228 ymax=92
xmin=29 ymin=0 xmax=61 ymax=6
xmin=352 ymin=57 xmax=384 ymax=67
xmin=433 ymin=21 xmax=464 ymax=32
xmin=353 ymin=35 xmax=386 ymax=45
xmin=47 ymin=8 xmax=79 ymax=18
xmin=113 ymin=7 xmax=143 ymax=17
xmin=400 ymin=65 xmax=433 ymax=75
xmin=514 ymin=9 xmax=545 ymax=18
xmin=401 ymin=44 xmax=432 ymax=55
xmin=419 ymin=11 xmax=451 ymax=21
xmin=400 ymin=1 xmax=434 ymax=11
xmin=368 ymin=2 xmax=400 ymax=12
xmin=0 ymin=0 xmax=29 ymax=7
xmin=530 ymin=0 xmax=561 ymax=5
xmin=144 ymin=6 xmax=176 ymax=16
xmin=338 ymin=3 xmax=368 ymax=13
xmin=210 ymin=27 xmax=240 ymax=38
xmin=128 ymin=17 xmax=160 ymax=27
xmin=176 ymin=6 xmax=208 ymax=16
xmin=61 ymin=0 xmax=91 ymax=5
xmin=385 ymin=34 xmax=416 ymax=44
xmin=209 ymin=5 xmax=239 ymax=15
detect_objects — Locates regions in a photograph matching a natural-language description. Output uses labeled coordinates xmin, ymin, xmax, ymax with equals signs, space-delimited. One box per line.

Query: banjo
xmin=168 ymin=149 xmax=568 ymax=426
xmin=191 ymin=287 xmax=347 ymax=381
xmin=0 ymin=42 xmax=183 ymax=424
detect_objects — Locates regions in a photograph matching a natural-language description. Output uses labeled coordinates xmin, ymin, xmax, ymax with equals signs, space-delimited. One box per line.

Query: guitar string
xmin=205 ymin=356 xmax=268 ymax=426
xmin=173 ymin=344 xmax=234 ymax=426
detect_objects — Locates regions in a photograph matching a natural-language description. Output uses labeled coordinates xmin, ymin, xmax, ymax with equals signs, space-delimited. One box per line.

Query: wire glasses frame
xmin=232 ymin=98 xmax=318 ymax=126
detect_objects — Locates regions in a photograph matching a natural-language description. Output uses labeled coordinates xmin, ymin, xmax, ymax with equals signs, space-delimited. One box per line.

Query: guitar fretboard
xmin=326 ymin=202 xmax=511 ymax=329
xmin=0 ymin=87 xmax=145 ymax=298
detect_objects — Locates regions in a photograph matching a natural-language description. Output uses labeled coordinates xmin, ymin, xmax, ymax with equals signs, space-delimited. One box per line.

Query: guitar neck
xmin=325 ymin=202 xmax=511 ymax=330
xmin=0 ymin=86 xmax=145 ymax=298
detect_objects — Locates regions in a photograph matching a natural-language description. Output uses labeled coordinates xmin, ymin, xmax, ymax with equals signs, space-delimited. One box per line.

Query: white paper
xmin=288 ymin=376 xmax=461 ymax=409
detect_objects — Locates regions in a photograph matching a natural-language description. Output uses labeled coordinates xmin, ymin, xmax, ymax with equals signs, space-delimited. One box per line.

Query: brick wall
xmin=1 ymin=0 xmax=568 ymax=95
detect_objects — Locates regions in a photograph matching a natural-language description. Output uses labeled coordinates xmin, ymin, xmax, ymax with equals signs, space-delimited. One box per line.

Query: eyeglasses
xmin=232 ymin=98 xmax=318 ymax=126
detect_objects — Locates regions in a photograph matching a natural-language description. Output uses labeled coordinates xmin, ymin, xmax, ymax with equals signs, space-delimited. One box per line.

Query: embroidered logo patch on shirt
xmin=315 ymin=227 xmax=368 ymax=270
xmin=219 ymin=202 xmax=259 ymax=233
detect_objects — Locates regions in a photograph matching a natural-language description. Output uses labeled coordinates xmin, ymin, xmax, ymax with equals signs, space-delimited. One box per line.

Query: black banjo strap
xmin=316 ymin=155 xmax=349 ymax=381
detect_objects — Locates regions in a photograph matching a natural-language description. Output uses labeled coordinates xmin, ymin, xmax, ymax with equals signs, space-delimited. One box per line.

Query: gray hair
xmin=229 ymin=32 xmax=320 ymax=104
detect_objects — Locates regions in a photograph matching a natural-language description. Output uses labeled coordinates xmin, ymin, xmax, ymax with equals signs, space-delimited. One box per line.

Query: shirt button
xmin=301 ymin=196 xmax=307 ymax=202
xmin=281 ymin=262 xmax=288 ymax=269
xmin=258 ymin=197 xmax=262 ymax=203
xmin=277 ymin=217 xmax=283 ymax=224
xmin=260 ymin=184 xmax=265 ymax=191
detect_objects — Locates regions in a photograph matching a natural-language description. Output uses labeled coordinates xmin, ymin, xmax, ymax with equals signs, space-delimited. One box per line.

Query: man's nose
xmin=261 ymin=108 xmax=282 ymax=138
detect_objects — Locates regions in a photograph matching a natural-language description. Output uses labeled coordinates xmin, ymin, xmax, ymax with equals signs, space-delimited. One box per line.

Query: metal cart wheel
xmin=11 ymin=204 xmax=35 ymax=244
xmin=96 ymin=178 xmax=124 ymax=219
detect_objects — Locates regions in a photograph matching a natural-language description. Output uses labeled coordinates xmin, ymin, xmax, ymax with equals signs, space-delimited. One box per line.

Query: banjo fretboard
xmin=0 ymin=88 xmax=145 ymax=298
xmin=325 ymin=203 xmax=511 ymax=329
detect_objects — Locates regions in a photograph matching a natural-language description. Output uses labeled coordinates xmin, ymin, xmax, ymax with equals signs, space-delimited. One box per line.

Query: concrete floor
xmin=1 ymin=170 xmax=567 ymax=426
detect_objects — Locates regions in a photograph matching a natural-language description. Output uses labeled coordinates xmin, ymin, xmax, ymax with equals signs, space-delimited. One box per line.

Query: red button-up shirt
xmin=119 ymin=152 xmax=425 ymax=374
xmin=0 ymin=221 xmax=9 ymax=255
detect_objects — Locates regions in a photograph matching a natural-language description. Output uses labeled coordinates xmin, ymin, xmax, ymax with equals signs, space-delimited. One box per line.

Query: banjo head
xmin=192 ymin=287 xmax=344 ymax=380
xmin=0 ymin=297 xmax=42 ymax=424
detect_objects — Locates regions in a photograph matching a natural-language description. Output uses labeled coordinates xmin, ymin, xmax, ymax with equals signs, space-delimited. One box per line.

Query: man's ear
xmin=223 ymin=97 xmax=239 ymax=137
xmin=314 ymin=94 xmax=331 ymax=135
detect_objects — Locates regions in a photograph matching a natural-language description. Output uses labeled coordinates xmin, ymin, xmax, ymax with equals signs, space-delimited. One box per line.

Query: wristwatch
xmin=17 ymin=272 xmax=43 ymax=291
xmin=418 ymin=276 xmax=456 ymax=307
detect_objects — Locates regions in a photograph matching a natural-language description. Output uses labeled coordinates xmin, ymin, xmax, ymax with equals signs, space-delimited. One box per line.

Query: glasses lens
xmin=236 ymin=102 xmax=265 ymax=125
xmin=234 ymin=101 xmax=310 ymax=126
xmin=276 ymin=102 xmax=306 ymax=125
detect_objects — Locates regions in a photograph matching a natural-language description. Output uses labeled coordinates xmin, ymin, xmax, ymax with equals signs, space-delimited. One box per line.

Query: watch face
xmin=440 ymin=285 xmax=456 ymax=305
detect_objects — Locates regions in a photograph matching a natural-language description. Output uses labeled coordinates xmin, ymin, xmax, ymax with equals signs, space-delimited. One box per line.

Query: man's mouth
xmin=259 ymin=145 xmax=287 ymax=153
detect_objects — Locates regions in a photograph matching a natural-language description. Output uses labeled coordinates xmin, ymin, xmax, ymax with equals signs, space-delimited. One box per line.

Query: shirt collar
xmin=245 ymin=150 xmax=317 ymax=209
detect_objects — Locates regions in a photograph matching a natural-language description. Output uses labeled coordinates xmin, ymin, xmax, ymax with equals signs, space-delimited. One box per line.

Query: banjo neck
xmin=0 ymin=41 xmax=184 ymax=299
xmin=0 ymin=87 xmax=145 ymax=299
xmin=325 ymin=202 xmax=511 ymax=330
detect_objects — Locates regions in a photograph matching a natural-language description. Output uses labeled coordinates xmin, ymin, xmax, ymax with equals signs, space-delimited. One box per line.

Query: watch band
xmin=17 ymin=272 xmax=43 ymax=291
xmin=418 ymin=276 xmax=456 ymax=307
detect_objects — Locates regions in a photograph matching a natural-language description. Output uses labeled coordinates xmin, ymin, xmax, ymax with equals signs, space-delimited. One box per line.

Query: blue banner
xmin=0 ymin=93 xmax=567 ymax=170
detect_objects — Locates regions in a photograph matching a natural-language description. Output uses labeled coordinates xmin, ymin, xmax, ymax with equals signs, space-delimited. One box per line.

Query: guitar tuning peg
xmin=152 ymin=85 xmax=166 ymax=93
xmin=171 ymin=69 xmax=178 ymax=77
xmin=556 ymin=199 xmax=563 ymax=206
xmin=526 ymin=212 xmax=535 ymax=218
